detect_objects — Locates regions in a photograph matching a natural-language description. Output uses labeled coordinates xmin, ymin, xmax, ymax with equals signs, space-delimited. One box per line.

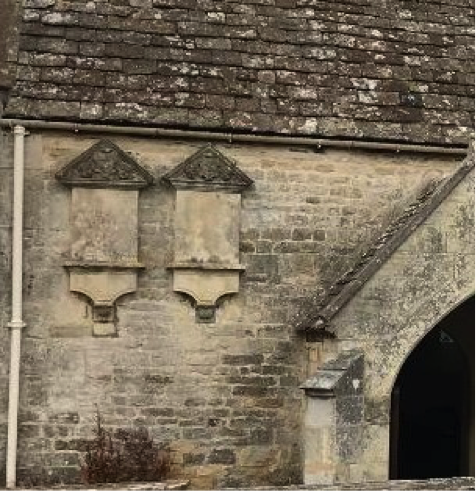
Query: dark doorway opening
xmin=390 ymin=296 xmax=475 ymax=479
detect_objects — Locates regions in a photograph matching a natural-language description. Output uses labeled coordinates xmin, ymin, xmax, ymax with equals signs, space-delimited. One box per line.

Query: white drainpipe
xmin=6 ymin=125 xmax=26 ymax=489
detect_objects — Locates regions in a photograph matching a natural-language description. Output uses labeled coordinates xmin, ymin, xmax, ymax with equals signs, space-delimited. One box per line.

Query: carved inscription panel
xmin=71 ymin=188 xmax=138 ymax=265
xmin=174 ymin=190 xmax=241 ymax=267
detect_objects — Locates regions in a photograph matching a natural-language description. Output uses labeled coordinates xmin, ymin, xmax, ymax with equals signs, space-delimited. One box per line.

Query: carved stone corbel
xmin=56 ymin=140 xmax=153 ymax=335
xmin=163 ymin=144 xmax=253 ymax=322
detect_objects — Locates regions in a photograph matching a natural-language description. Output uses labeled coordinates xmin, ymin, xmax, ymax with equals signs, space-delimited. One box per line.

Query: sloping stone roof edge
xmin=298 ymin=143 xmax=475 ymax=335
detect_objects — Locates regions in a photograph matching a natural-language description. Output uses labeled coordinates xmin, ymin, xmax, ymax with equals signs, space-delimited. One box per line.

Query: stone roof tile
xmin=3 ymin=0 xmax=475 ymax=144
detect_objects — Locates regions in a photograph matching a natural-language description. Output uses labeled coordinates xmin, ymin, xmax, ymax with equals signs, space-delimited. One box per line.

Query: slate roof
xmin=296 ymin=143 xmax=475 ymax=337
xmin=3 ymin=0 xmax=475 ymax=144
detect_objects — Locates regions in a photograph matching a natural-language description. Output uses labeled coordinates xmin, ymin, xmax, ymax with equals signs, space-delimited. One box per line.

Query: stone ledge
xmin=5 ymin=481 xmax=190 ymax=491
xmin=221 ymin=477 xmax=476 ymax=491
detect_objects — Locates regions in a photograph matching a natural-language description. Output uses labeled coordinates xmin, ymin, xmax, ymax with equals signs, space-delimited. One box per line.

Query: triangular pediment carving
xmin=163 ymin=144 xmax=253 ymax=191
xmin=56 ymin=140 xmax=154 ymax=189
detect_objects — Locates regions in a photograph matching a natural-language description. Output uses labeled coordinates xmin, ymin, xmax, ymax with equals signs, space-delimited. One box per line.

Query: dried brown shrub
xmin=81 ymin=409 xmax=170 ymax=484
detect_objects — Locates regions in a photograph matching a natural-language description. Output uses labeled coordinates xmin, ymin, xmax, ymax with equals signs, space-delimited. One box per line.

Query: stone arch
xmin=388 ymin=288 xmax=475 ymax=394
xmin=369 ymin=284 xmax=475 ymax=405
xmin=389 ymin=294 xmax=474 ymax=479
xmin=331 ymin=166 xmax=474 ymax=400
xmin=304 ymin=156 xmax=476 ymax=483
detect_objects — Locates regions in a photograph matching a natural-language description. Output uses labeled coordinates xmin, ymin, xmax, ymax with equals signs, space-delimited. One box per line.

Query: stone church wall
xmin=0 ymin=129 xmax=463 ymax=486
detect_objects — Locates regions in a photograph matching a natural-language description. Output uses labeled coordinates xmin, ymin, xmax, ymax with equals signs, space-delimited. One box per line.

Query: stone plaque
xmin=163 ymin=145 xmax=252 ymax=322
xmin=57 ymin=140 xmax=153 ymax=335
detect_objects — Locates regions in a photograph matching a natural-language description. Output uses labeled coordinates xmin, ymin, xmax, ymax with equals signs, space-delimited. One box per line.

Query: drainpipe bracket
xmin=7 ymin=320 xmax=26 ymax=330
xmin=13 ymin=125 xmax=26 ymax=135
xmin=7 ymin=126 xmax=29 ymax=136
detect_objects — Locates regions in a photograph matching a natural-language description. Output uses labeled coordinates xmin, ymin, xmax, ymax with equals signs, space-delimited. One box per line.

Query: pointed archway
xmin=298 ymin=151 xmax=473 ymax=484
xmin=390 ymin=296 xmax=475 ymax=479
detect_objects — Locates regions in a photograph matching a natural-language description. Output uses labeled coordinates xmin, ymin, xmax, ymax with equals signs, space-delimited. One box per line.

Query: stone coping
xmin=5 ymin=481 xmax=190 ymax=491
xmin=221 ymin=477 xmax=476 ymax=491
xmin=7 ymin=477 xmax=476 ymax=491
